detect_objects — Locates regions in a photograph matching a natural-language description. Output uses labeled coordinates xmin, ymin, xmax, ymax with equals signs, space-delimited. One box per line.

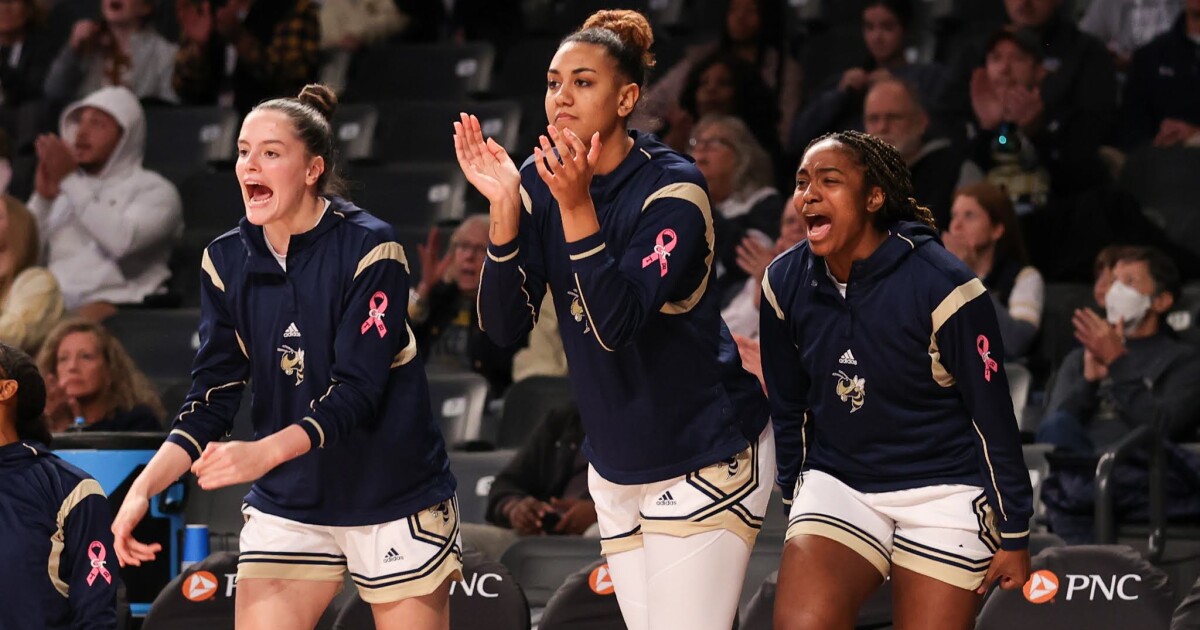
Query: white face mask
xmin=1105 ymin=280 xmax=1152 ymax=331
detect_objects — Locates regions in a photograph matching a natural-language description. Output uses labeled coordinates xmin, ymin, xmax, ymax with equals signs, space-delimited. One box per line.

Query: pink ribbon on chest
xmin=360 ymin=291 xmax=388 ymax=337
xmin=977 ymin=334 xmax=999 ymax=382
xmin=641 ymin=229 xmax=678 ymax=277
xmin=87 ymin=541 xmax=112 ymax=586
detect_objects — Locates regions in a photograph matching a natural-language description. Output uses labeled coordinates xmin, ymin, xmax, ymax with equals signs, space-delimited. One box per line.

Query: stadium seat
xmin=539 ymin=559 xmax=626 ymax=630
xmin=500 ymin=536 xmax=603 ymax=608
xmin=1119 ymin=147 xmax=1200 ymax=259
xmin=1166 ymin=282 xmax=1200 ymax=347
xmin=105 ymin=308 xmax=202 ymax=383
xmin=331 ymin=103 xmax=380 ymax=164
xmin=427 ymin=371 xmax=491 ymax=448
xmin=1024 ymin=443 xmax=1054 ymax=529
xmin=343 ymin=164 xmax=467 ymax=228
xmin=344 ymin=42 xmax=496 ymax=102
xmin=496 ymin=376 xmax=574 ymax=449
xmin=141 ymin=552 xmax=240 ymax=630
xmin=370 ymin=100 xmax=521 ymax=165
xmin=1034 ymin=283 xmax=1093 ymax=374
xmin=449 ymin=449 xmax=517 ymax=524
xmin=332 ymin=551 xmax=531 ymax=630
xmin=1007 ymin=362 xmax=1033 ymax=432
xmin=143 ymin=106 xmax=239 ymax=172
xmin=976 ymin=545 xmax=1175 ymax=629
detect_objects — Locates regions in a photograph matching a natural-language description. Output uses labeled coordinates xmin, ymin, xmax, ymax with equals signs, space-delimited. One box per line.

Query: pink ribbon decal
xmin=87 ymin=541 xmax=112 ymax=586
xmin=641 ymin=229 xmax=678 ymax=277
xmin=977 ymin=334 xmax=999 ymax=382
xmin=360 ymin=291 xmax=388 ymax=337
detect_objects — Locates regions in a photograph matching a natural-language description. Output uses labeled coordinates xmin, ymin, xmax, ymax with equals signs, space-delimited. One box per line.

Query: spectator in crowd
xmin=941 ymin=0 xmax=1118 ymax=198
xmin=173 ymin=0 xmax=319 ymax=113
xmin=44 ymin=0 xmax=179 ymax=106
xmin=864 ymin=78 xmax=978 ymax=229
xmin=28 ymin=86 xmax=182 ymax=318
xmin=459 ymin=403 xmax=594 ymax=561
xmin=0 ymin=0 xmax=53 ymax=108
xmin=0 ymin=183 xmax=63 ymax=353
xmin=667 ymin=50 xmax=783 ymax=169
xmin=634 ymin=0 xmax=801 ymax=148
xmin=688 ymin=115 xmax=781 ymax=298
xmin=317 ymin=0 xmax=405 ymax=89
xmin=722 ymin=195 xmax=806 ymax=341
xmin=0 ymin=342 xmax=120 ymax=630
xmin=1119 ymin=0 xmax=1200 ymax=149
xmin=1038 ymin=246 xmax=1200 ymax=452
xmin=1093 ymin=244 xmax=1138 ymax=310
xmin=1080 ymin=0 xmax=1181 ymax=67
xmin=38 ymin=318 xmax=163 ymax=433
xmin=943 ymin=182 xmax=1044 ymax=360
xmin=789 ymin=0 xmax=946 ymax=155
xmin=969 ymin=29 xmax=1053 ymax=215
xmin=410 ymin=215 xmax=519 ymax=395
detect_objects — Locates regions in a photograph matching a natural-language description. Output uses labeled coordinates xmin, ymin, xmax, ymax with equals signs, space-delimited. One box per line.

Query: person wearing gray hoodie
xmin=28 ymin=85 xmax=182 ymax=316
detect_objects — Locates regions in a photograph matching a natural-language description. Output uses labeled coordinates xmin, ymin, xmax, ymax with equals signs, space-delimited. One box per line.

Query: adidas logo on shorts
xmin=383 ymin=547 xmax=402 ymax=563
xmin=839 ymin=349 xmax=857 ymax=365
xmin=656 ymin=491 xmax=677 ymax=506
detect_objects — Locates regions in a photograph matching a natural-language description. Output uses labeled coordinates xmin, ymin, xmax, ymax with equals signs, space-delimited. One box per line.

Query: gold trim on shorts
xmin=633 ymin=439 xmax=764 ymax=552
xmin=350 ymin=500 xmax=464 ymax=604
xmin=892 ymin=535 xmax=990 ymax=591
xmin=237 ymin=551 xmax=348 ymax=582
xmin=785 ymin=513 xmax=891 ymax=577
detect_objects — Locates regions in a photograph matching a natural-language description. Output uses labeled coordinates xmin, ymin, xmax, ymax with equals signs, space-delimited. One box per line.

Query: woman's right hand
xmin=453 ymin=113 xmax=520 ymax=244
xmin=112 ymin=493 xmax=162 ymax=567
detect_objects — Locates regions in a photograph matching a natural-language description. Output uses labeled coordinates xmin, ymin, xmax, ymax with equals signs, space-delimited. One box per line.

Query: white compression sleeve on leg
xmin=605 ymin=547 xmax=649 ymax=630
xmin=644 ymin=530 xmax=752 ymax=630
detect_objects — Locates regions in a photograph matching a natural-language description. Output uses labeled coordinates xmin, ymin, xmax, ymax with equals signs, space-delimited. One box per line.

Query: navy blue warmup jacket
xmin=478 ymin=130 xmax=769 ymax=485
xmin=165 ymin=197 xmax=456 ymax=526
xmin=0 ymin=441 xmax=119 ymax=629
xmin=760 ymin=221 xmax=1033 ymax=549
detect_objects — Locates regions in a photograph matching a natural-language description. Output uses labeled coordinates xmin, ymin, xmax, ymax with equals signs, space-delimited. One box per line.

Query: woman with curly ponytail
xmin=760 ymin=130 xmax=1033 ymax=628
xmin=457 ymin=9 xmax=773 ymax=630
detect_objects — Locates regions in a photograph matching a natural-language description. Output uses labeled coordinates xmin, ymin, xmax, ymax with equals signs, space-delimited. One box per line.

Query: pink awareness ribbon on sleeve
xmin=976 ymin=334 xmax=999 ymax=382
xmin=641 ymin=229 xmax=677 ymax=277
xmin=360 ymin=291 xmax=388 ymax=337
xmin=87 ymin=541 xmax=112 ymax=585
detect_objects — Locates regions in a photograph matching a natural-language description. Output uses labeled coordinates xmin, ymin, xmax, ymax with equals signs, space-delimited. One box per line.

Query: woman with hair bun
xmin=457 ymin=9 xmax=772 ymax=630
xmin=113 ymin=84 xmax=460 ymax=629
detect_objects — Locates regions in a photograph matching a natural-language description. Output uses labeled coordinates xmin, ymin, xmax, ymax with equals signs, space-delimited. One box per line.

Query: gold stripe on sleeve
xmin=201 ymin=249 xmax=225 ymax=292
xmin=641 ymin=182 xmax=714 ymax=315
xmin=927 ymin=278 xmax=988 ymax=387
xmin=353 ymin=242 xmax=410 ymax=279
xmin=48 ymin=479 xmax=106 ymax=597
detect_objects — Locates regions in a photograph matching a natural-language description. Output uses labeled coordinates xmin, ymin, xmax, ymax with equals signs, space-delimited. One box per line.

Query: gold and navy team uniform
xmin=165 ymin=197 xmax=456 ymax=530
xmin=760 ymin=220 xmax=1034 ymax=568
xmin=0 ymin=441 xmax=119 ymax=629
xmin=478 ymin=130 xmax=768 ymax=485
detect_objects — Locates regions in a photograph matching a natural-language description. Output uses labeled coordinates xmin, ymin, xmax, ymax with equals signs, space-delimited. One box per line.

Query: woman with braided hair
xmin=760 ymin=130 xmax=1032 ymax=629
xmin=458 ymin=8 xmax=772 ymax=630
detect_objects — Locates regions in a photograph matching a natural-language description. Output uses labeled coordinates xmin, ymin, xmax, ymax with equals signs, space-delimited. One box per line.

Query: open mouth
xmin=245 ymin=182 xmax=274 ymax=206
xmin=804 ymin=212 xmax=832 ymax=240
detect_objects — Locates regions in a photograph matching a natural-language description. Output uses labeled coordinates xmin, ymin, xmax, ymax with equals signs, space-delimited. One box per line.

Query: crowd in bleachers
xmin=1 ymin=0 xmax=1199 ymax=626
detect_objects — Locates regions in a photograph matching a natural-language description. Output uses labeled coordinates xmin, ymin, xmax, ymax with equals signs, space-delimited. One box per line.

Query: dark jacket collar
xmin=0 ymin=440 xmax=46 ymax=468
xmin=813 ymin=220 xmax=939 ymax=288
xmin=240 ymin=196 xmax=360 ymax=275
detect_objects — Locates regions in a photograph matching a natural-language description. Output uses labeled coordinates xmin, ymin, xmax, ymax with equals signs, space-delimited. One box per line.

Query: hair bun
xmin=298 ymin=84 xmax=338 ymax=120
xmin=582 ymin=9 xmax=656 ymax=70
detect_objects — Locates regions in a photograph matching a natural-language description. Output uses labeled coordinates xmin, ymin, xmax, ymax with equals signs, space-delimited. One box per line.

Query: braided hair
xmin=804 ymin=130 xmax=936 ymax=231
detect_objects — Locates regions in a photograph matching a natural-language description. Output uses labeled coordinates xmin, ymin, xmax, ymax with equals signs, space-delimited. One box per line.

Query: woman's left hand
xmin=534 ymin=125 xmax=601 ymax=214
xmin=192 ymin=441 xmax=274 ymax=490
xmin=977 ymin=548 xmax=1031 ymax=594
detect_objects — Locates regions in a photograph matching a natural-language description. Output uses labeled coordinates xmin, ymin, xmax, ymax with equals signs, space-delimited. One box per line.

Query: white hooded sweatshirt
xmin=28 ymin=86 xmax=183 ymax=309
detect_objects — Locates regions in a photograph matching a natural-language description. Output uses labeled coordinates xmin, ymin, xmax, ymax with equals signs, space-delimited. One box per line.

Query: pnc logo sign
xmin=589 ymin=564 xmax=615 ymax=596
xmin=449 ymin=572 xmax=502 ymax=598
xmin=1023 ymin=570 xmax=1143 ymax=604
xmin=182 ymin=571 xmax=219 ymax=602
xmin=1024 ymin=570 xmax=1059 ymax=603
